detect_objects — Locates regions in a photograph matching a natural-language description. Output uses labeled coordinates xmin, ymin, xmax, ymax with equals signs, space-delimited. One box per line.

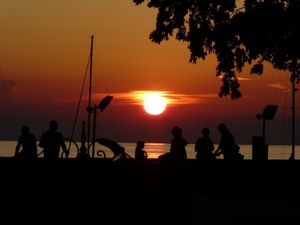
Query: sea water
xmin=0 ymin=141 xmax=298 ymax=159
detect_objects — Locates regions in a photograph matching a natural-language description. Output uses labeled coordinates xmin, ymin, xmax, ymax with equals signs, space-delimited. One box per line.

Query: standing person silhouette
xmin=170 ymin=126 xmax=188 ymax=160
xmin=214 ymin=123 xmax=235 ymax=160
xmin=135 ymin=140 xmax=148 ymax=160
xmin=195 ymin=127 xmax=216 ymax=161
xmin=14 ymin=125 xmax=37 ymax=159
xmin=38 ymin=120 xmax=69 ymax=159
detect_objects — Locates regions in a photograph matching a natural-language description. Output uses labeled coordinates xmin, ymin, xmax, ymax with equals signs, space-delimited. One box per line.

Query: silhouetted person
xmin=14 ymin=125 xmax=37 ymax=159
xmin=170 ymin=126 xmax=188 ymax=160
xmin=227 ymin=144 xmax=244 ymax=161
xmin=135 ymin=140 xmax=148 ymax=160
xmin=214 ymin=123 xmax=235 ymax=160
xmin=226 ymin=144 xmax=244 ymax=183
xmin=38 ymin=120 xmax=69 ymax=159
xmin=195 ymin=127 xmax=216 ymax=161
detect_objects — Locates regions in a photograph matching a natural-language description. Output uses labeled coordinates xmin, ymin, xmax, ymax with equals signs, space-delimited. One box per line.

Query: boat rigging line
xmin=0 ymin=64 xmax=19 ymax=138
xmin=68 ymin=51 xmax=91 ymax=152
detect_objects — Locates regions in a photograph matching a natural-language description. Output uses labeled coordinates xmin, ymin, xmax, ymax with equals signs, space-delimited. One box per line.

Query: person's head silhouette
xmin=137 ymin=140 xmax=145 ymax=149
xmin=218 ymin=123 xmax=227 ymax=134
xmin=172 ymin=126 xmax=182 ymax=137
xmin=21 ymin=125 xmax=30 ymax=135
xmin=49 ymin=120 xmax=58 ymax=131
xmin=202 ymin=127 xmax=210 ymax=137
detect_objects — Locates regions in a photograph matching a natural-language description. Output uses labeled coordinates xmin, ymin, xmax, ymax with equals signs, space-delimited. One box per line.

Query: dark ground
xmin=193 ymin=195 xmax=299 ymax=225
xmin=1 ymin=158 xmax=299 ymax=224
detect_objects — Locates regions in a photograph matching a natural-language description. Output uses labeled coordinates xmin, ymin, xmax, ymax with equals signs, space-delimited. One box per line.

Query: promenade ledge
xmin=0 ymin=158 xmax=299 ymax=224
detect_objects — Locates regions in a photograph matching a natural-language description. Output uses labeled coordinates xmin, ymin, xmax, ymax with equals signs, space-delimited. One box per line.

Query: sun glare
xmin=144 ymin=93 xmax=166 ymax=115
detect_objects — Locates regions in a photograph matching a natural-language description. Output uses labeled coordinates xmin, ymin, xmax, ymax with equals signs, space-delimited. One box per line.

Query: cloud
xmin=217 ymin=76 xmax=253 ymax=81
xmin=55 ymin=90 xmax=219 ymax=106
xmin=237 ymin=77 xmax=253 ymax=81
xmin=106 ymin=90 xmax=218 ymax=106
xmin=267 ymin=83 xmax=289 ymax=92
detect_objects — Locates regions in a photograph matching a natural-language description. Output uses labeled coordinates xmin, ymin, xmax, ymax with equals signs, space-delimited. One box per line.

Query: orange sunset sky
xmin=0 ymin=0 xmax=299 ymax=147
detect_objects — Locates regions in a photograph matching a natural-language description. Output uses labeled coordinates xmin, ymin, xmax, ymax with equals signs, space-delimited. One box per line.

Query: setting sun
xmin=144 ymin=93 xmax=166 ymax=115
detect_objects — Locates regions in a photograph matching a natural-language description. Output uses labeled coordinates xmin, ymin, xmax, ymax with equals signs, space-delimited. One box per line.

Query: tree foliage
xmin=133 ymin=0 xmax=300 ymax=99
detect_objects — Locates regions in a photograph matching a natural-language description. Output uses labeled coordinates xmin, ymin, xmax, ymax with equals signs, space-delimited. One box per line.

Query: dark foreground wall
xmin=191 ymin=159 xmax=300 ymax=202
xmin=0 ymin=158 xmax=193 ymax=223
xmin=0 ymin=158 xmax=299 ymax=223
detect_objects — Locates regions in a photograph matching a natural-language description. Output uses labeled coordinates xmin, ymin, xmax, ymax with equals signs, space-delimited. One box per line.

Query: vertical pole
xmin=263 ymin=118 xmax=266 ymax=145
xmin=78 ymin=121 xmax=89 ymax=158
xmin=92 ymin=104 xmax=97 ymax=158
xmin=87 ymin=35 xmax=94 ymax=156
xmin=291 ymin=77 xmax=296 ymax=160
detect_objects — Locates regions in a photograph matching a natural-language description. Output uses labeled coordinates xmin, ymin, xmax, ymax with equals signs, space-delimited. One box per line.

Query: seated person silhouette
xmin=214 ymin=123 xmax=235 ymax=160
xmin=170 ymin=126 xmax=188 ymax=160
xmin=158 ymin=126 xmax=188 ymax=161
xmin=14 ymin=125 xmax=37 ymax=159
xmin=135 ymin=140 xmax=148 ymax=160
xmin=38 ymin=120 xmax=69 ymax=159
xmin=195 ymin=127 xmax=216 ymax=161
xmin=227 ymin=144 xmax=244 ymax=161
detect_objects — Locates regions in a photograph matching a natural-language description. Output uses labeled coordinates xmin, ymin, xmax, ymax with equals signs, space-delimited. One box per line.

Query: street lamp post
xmin=86 ymin=95 xmax=113 ymax=158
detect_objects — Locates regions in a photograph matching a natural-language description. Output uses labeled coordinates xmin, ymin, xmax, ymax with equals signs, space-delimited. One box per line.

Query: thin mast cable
xmin=68 ymin=57 xmax=90 ymax=150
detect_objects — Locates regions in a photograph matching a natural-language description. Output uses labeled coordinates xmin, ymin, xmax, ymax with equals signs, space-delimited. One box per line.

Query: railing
xmin=36 ymin=136 xmax=131 ymax=160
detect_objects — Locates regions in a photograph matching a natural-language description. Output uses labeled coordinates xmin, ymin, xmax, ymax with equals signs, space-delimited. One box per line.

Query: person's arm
xmin=143 ymin=150 xmax=148 ymax=158
xmin=209 ymin=139 xmax=215 ymax=151
xmin=214 ymin=135 xmax=224 ymax=155
xmin=184 ymin=138 xmax=188 ymax=147
xmin=38 ymin=134 xmax=45 ymax=148
xmin=195 ymin=139 xmax=199 ymax=152
xmin=60 ymin=134 xmax=69 ymax=157
xmin=62 ymin=144 xmax=69 ymax=157
xmin=15 ymin=137 xmax=21 ymax=155
xmin=33 ymin=136 xmax=38 ymax=156
xmin=214 ymin=145 xmax=222 ymax=156
xmin=183 ymin=138 xmax=188 ymax=159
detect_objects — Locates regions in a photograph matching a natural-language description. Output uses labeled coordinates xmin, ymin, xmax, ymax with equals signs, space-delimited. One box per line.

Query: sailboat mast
xmin=292 ymin=79 xmax=295 ymax=159
xmin=87 ymin=35 xmax=94 ymax=154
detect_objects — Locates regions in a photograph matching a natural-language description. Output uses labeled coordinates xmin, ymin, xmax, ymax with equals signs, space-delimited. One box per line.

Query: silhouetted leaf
xmin=133 ymin=0 xmax=300 ymax=99
xmin=250 ymin=63 xmax=263 ymax=75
